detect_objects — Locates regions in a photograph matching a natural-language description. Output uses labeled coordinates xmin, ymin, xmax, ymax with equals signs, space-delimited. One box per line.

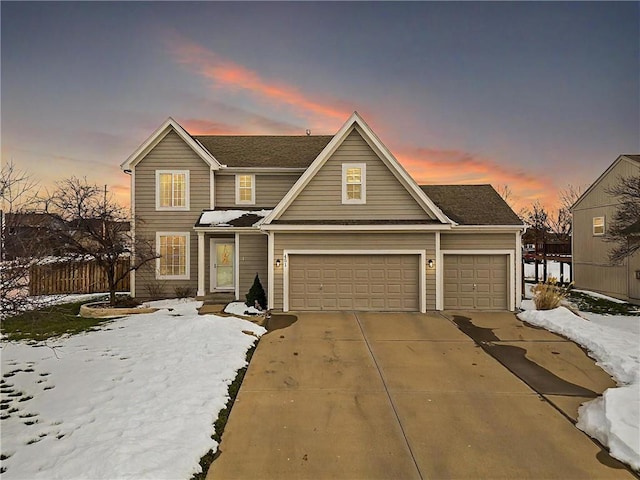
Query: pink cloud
xmin=396 ymin=147 xmax=559 ymax=212
xmin=166 ymin=32 xmax=349 ymax=128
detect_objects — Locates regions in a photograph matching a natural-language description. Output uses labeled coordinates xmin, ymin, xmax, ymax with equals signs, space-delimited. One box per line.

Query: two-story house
xmin=571 ymin=154 xmax=640 ymax=303
xmin=121 ymin=112 xmax=524 ymax=312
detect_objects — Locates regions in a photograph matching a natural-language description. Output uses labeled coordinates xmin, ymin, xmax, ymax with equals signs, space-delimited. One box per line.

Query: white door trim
xmin=210 ymin=239 xmax=236 ymax=292
xmin=438 ymin=250 xmax=515 ymax=311
xmin=283 ymin=249 xmax=426 ymax=313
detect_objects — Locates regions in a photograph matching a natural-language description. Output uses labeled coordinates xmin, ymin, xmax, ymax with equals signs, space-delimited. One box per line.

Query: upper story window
xmin=593 ymin=216 xmax=605 ymax=236
xmin=156 ymin=232 xmax=190 ymax=280
xmin=342 ymin=163 xmax=366 ymax=204
xmin=236 ymin=174 xmax=255 ymax=205
xmin=156 ymin=170 xmax=189 ymax=211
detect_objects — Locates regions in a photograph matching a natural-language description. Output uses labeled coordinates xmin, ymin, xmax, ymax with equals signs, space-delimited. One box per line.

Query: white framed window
xmin=235 ymin=174 xmax=255 ymax=205
xmin=156 ymin=232 xmax=190 ymax=279
xmin=156 ymin=170 xmax=189 ymax=211
xmin=342 ymin=163 xmax=366 ymax=204
xmin=593 ymin=216 xmax=605 ymax=236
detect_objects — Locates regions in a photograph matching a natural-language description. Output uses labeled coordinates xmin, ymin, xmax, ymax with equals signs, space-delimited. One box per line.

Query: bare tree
xmin=605 ymin=175 xmax=640 ymax=264
xmin=547 ymin=184 xmax=583 ymax=241
xmin=0 ymin=161 xmax=43 ymax=315
xmin=497 ymin=184 xmax=527 ymax=219
xmin=44 ymin=176 xmax=157 ymax=306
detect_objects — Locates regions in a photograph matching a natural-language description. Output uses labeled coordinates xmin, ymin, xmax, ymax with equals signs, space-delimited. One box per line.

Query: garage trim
xmin=283 ymin=249 xmax=426 ymax=313
xmin=437 ymin=249 xmax=515 ymax=311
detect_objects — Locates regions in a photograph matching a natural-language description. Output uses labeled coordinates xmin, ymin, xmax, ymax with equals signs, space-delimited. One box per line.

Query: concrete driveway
xmin=206 ymin=311 xmax=635 ymax=479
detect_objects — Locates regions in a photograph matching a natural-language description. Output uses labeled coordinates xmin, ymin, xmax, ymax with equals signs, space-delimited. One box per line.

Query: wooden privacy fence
xmin=29 ymin=258 xmax=130 ymax=296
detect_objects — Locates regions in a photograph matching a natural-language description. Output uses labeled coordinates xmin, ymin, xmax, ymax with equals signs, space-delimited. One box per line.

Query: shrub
xmin=245 ymin=273 xmax=267 ymax=310
xmin=174 ymin=286 xmax=194 ymax=299
xmin=532 ymin=277 xmax=573 ymax=310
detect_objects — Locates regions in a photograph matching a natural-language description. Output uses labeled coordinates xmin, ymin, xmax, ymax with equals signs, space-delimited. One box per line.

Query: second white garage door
xmin=288 ymin=254 xmax=419 ymax=311
xmin=443 ymin=254 xmax=508 ymax=310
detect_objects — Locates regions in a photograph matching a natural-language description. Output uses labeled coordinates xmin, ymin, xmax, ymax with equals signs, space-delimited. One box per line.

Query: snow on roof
xmin=197 ymin=209 xmax=273 ymax=228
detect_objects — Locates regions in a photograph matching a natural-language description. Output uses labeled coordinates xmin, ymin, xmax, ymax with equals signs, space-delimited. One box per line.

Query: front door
xmin=211 ymin=240 xmax=234 ymax=291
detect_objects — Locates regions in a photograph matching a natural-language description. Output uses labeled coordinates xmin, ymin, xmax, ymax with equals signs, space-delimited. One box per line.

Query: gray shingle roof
xmin=193 ymin=135 xmax=333 ymax=168
xmin=421 ymin=184 xmax=523 ymax=226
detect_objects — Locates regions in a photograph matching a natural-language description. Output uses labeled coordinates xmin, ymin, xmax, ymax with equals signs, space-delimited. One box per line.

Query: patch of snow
xmin=518 ymin=305 xmax=640 ymax=470
xmin=0 ymin=299 xmax=266 ymax=479
xmin=224 ymin=301 xmax=262 ymax=316
xmin=573 ymin=289 xmax=628 ymax=304
xmin=523 ymin=260 xmax=571 ymax=282
xmin=577 ymin=386 xmax=639 ymax=471
xmin=199 ymin=209 xmax=272 ymax=227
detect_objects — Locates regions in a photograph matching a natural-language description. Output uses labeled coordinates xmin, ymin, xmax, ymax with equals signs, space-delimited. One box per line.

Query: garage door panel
xmin=444 ymin=254 xmax=508 ymax=310
xmin=289 ymin=254 xmax=419 ymax=311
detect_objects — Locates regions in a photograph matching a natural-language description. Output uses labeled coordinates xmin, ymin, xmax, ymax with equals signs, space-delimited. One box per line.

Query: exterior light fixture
xmin=276 ymin=259 xmax=281 ymax=268
xmin=427 ymin=259 xmax=435 ymax=269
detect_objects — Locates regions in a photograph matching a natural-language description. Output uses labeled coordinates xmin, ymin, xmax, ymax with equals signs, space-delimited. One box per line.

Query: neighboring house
xmin=1 ymin=213 xmax=68 ymax=260
xmin=571 ymin=154 xmax=640 ymax=304
xmin=0 ymin=213 xmax=130 ymax=260
xmin=120 ymin=112 xmax=524 ymax=312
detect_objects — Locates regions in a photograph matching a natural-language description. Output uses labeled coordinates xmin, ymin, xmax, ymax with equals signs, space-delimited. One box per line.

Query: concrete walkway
xmin=206 ymin=311 xmax=635 ymax=479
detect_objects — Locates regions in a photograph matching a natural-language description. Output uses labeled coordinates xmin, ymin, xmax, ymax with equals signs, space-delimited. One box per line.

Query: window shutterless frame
xmin=341 ymin=163 xmax=366 ymax=204
xmin=235 ymin=174 xmax=255 ymax=205
xmin=155 ymin=170 xmax=190 ymax=211
xmin=156 ymin=232 xmax=190 ymax=280
xmin=593 ymin=216 xmax=605 ymax=236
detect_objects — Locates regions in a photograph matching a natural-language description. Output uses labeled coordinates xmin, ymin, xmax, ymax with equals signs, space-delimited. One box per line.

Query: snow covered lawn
xmin=0 ymin=299 xmax=266 ymax=479
xmin=518 ymin=298 xmax=639 ymax=471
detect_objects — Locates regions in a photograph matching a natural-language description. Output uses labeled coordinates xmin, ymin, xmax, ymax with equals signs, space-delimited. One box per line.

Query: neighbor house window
xmin=593 ymin=216 xmax=605 ymax=236
xmin=342 ymin=163 xmax=366 ymax=204
xmin=235 ymin=174 xmax=255 ymax=205
xmin=156 ymin=170 xmax=189 ymax=210
xmin=156 ymin=232 xmax=190 ymax=279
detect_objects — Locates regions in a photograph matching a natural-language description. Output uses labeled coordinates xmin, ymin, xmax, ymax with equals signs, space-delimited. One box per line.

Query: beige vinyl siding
xmin=573 ymin=159 xmax=639 ymax=210
xmin=440 ymin=233 xmax=516 ymax=250
xmin=215 ymin=173 xmax=301 ymax=208
xmin=273 ymin=232 xmax=436 ymax=311
xmin=572 ymin=207 xmax=618 ymax=264
xmin=134 ymin=130 xmax=211 ymax=298
xmin=573 ymin=206 xmax=633 ymax=300
xmin=572 ymin=158 xmax=640 ymax=302
xmin=629 ymin=254 xmax=640 ymax=301
xmin=279 ymin=128 xmax=433 ymax=221
xmin=573 ymin=263 xmax=628 ymax=300
xmin=238 ymin=233 xmax=268 ymax=304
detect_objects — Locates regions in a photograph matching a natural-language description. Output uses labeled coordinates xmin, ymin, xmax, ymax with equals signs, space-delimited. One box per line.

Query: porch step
xmin=199 ymin=292 xmax=237 ymax=304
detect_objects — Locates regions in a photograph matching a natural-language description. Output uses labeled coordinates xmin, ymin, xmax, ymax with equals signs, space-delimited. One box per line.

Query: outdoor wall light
xmin=427 ymin=259 xmax=435 ymax=269
xmin=276 ymin=259 xmax=281 ymax=268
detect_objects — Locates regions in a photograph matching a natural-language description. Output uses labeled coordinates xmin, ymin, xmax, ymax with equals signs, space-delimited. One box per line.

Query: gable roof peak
xmin=121 ymin=117 xmax=221 ymax=172
xmin=262 ymin=111 xmax=453 ymax=225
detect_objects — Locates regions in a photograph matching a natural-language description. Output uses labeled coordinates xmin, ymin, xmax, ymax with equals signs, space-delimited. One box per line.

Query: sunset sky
xmin=2 ymin=1 xmax=638 ymax=213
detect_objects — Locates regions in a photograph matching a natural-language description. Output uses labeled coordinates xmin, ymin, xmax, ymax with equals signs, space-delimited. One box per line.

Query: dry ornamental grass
xmin=532 ymin=277 xmax=573 ymax=310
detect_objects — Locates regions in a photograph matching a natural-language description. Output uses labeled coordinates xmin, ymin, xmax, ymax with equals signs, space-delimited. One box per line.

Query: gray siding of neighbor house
xmin=440 ymin=233 xmax=517 ymax=250
xmin=572 ymin=158 xmax=640 ymax=302
xmin=629 ymin=253 xmax=640 ymax=302
xmin=273 ymin=232 xmax=437 ymax=311
xmin=238 ymin=233 xmax=268 ymax=305
xmin=279 ymin=128 xmax=434 ymax=222
xmin=215 ymin=173 xmax=301 ymax=209
xmin=134 ymin=130 xmax=211 ymax=299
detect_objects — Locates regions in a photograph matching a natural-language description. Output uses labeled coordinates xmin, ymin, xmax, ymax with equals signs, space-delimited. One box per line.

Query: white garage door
xmin=444 ymin=254 xmax=508 ymax=310
xmin=288 ymin=254 xmax=419 ymax=311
